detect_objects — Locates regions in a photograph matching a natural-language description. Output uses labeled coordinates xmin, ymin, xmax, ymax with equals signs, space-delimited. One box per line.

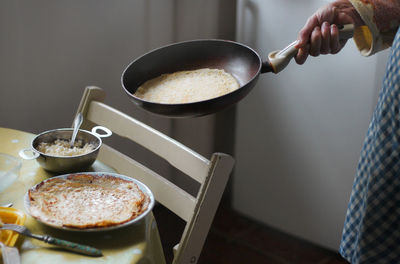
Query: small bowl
xmin=0 ymin=207 xmax=26 ymax=247
xmin=0 ymin=153 xmax=22 ymax=192
xmin=19 ymin=126 xmax=112 ymax=174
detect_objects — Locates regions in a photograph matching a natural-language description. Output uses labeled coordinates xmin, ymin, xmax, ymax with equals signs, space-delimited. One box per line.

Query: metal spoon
xmin=70 ymin=112 xmax=83 ymax=148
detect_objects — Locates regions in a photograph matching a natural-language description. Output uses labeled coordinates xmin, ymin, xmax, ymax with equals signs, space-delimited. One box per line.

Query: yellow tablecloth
xmin=0 ymin=127 xmax=166 ymax=264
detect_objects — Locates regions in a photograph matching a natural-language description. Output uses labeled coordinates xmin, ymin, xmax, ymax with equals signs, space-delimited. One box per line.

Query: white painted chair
xmin=75 ymin=86 xmax=235 ymax=264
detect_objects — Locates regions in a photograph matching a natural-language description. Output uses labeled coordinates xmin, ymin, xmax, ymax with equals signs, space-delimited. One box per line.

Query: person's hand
xmin=295 ymin=0 xmax=364 ymax=65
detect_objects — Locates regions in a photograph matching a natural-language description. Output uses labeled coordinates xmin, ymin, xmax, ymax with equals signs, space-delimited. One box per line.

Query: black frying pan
xmin=121 ymin=25 xmax=354 ymax=118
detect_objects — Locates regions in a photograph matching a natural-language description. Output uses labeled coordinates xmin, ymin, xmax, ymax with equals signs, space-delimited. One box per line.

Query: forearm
xmin=349 ymin=0 xmax=400 ymax=56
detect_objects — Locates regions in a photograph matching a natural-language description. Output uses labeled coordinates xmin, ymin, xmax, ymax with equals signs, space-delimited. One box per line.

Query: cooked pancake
xmin=134 ymin=68 xmax=240 ymax=104
xmin=28 ymin=174 xmax=149 ymax=229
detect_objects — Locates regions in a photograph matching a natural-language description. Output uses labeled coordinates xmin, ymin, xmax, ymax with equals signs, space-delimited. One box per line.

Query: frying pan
xmin=121 ymin=24 xmax=354 ymax=118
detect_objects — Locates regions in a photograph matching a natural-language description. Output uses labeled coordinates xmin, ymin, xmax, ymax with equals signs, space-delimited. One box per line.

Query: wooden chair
xmin=75 ymin=86 xmax=235 ymax=264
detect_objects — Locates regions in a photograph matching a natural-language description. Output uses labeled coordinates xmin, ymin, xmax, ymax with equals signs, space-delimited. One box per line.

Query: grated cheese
xmin=37 ymin=139 xmax=95 ymax=157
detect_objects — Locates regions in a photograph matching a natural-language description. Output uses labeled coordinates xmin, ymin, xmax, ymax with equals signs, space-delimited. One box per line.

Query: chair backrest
xmin=75 ymin=86 xmax=235 ymax=264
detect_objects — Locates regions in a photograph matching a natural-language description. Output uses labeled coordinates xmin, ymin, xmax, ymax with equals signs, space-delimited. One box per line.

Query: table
xmin=0 ymin=127 xmax=166 ymax=264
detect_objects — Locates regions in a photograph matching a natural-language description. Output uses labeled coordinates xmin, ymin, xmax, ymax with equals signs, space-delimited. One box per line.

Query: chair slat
xmin=87 ymin=101 xmax=210 ymax=183
xmin=98 ymin=144 xmax=196 ymax=222
xmin=77 ymin=86 xmax=235 ymax=264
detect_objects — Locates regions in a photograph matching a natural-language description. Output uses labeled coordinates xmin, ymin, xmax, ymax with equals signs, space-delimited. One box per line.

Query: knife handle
xmin=42 ymin=235 xmax=103 ymax=257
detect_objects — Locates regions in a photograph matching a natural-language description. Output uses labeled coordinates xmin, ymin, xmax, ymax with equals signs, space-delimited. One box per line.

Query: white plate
xmin=24 ymin=172 xmax=155 ymax=232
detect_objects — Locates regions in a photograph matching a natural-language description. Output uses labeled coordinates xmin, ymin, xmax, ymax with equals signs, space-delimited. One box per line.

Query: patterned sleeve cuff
xmin=349 ymin=0 xmax=398 ymax=56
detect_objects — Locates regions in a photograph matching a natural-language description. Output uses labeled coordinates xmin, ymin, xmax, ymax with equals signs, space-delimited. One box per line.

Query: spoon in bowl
xmin=70 ymin=112 xmax=83 ymax=148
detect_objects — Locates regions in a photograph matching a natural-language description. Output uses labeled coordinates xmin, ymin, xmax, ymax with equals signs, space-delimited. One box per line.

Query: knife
xmin=0 ymin=224 xmax=103 ymax=257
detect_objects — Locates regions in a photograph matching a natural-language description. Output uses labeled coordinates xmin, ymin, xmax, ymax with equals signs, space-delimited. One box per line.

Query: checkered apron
xmin=340 ymin=26 xmax=400 ymax=264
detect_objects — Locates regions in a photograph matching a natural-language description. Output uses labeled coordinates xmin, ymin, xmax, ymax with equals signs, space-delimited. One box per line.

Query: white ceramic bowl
xmin=0 ymin=153 xmax=22 ymax=192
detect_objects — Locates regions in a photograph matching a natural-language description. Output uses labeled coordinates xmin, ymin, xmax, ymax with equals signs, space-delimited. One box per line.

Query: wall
xmin=233 ymin=0 xmax=390 ymax=250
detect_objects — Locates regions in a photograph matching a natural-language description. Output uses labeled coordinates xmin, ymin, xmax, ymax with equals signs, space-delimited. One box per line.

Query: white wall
xmin=234 ymin=0 xmax=390 ymax=250
xmin=0 ymin=0 xmax=175 ymax=134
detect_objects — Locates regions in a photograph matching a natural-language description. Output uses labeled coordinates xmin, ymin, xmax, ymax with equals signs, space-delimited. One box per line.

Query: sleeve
xmin=348 ymin=0 xmax=400 ymax=56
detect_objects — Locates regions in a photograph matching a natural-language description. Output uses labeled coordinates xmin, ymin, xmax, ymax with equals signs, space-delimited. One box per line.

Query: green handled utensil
xmin=0 ymin=224 xmax=102 ymax=257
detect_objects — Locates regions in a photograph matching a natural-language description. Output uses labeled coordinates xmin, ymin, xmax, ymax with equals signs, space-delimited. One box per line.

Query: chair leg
xmin=173 ymin=153 xmax=234 ymax=264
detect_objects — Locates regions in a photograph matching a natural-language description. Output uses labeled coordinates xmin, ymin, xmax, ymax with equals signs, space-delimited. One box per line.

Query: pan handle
xmin=266 ymin=24 xmax=354 ymax=74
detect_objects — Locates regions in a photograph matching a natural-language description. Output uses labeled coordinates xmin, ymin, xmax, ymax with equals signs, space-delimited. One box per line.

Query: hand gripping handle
xmin=267 ymin=24 xmax=355 ymax=73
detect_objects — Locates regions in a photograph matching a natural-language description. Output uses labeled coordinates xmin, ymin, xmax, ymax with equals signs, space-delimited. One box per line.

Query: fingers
xmin=296 ymin=16 xmax=319 ymax=49
xmin=330 ymin=24 xmax=340 ymax=54
xmin=295 ymin=22 xmax=343 ymax=63
xmin=320 ymin=22 xmax=331 ymax=54
xmin=295 ymin=45 xmax=309 ymax=65
xmin=309 ymin=26 xmax=322 ymax=57
xmin=294 ymin=0 xmax=356 ymax=65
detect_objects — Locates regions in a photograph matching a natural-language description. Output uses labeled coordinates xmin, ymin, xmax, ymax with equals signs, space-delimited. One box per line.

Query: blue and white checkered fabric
xmin=340 ymin=26 xmax=400 ymax=264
